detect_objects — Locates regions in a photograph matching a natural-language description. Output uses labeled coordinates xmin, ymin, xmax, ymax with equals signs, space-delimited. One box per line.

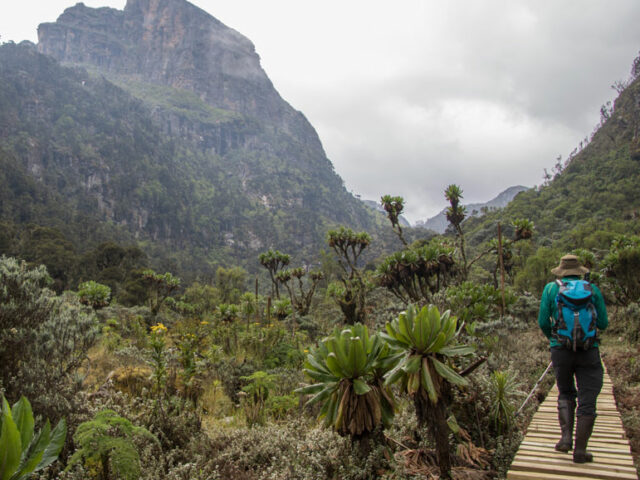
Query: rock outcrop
xmin=38 ymin=0 xmax=316 ymax=144
xmin=14 ymin=0 xmax=378 ymax=274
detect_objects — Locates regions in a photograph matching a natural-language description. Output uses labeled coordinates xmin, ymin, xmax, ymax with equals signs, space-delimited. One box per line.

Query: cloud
xmin=247 ymin=0 xmax=640 ymax=222
xmin=4 ymin=0 xmax=640 ymax=223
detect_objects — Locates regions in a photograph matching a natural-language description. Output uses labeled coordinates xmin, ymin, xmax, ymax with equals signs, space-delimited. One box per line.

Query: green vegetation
xmin=376 ymin=240 xmax=456 ymax=303
xmin=383 ymin=305 xmax=474 ymax=479
xmin=66 ymin=410 xmax=157 ymax=480
xmin=326 ymin=227 xmax=372 ymax=324
xmin=2 ymin=34 xmax=640 ymax=480
xmin=297 ymin=324 xmax=395 ymax=439
xmin=380 ymin=195 xmax=408 ymax=246
xmin=0 ymin=396 xmax=66 ymax=480
xmin=77 ymin=281 xmax=112 ymax=310
xmin=258 ymin=249 xmax=291 ymax=299
xmin=104 ymin=75 xmax=241 ymax=126
xmin=0 ymin=42 xmax=382 ymax=289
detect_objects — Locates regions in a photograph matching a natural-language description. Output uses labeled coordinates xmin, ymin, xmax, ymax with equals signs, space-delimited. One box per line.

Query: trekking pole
xmin=515 ymin=361 xmax=553 ymax=417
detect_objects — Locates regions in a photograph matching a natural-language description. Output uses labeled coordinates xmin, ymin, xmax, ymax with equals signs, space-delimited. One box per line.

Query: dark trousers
xmin=550 ymin=346 xmax=603 ymax=417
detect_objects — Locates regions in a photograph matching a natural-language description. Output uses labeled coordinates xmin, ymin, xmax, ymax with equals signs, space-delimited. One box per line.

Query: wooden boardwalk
xmin=507 ymin=370 xmax=638 ymax=480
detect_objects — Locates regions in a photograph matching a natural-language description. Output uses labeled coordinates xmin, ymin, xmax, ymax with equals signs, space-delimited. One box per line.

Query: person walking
xmin=537 ymin=254 xmax=608 ymax=463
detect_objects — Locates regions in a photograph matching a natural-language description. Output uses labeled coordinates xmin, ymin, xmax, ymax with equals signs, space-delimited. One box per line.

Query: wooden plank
xmin=525 ymin=424 xmax=627 ymax=435
xmin=527 ymin=425 xmax=626 ymax=435
xmin=524 ymin=432 xmax=630 ymax=444
xmin=513 ymin=454 xmax=638 ymax=471
xmin=507 ymin=369 xmax=637 ymax=480
xmin=515 ymin=451 xmax=636 ymax=467
xmin=509 ymin=460 xmax=638 ymax=479
xmin=520 ymin=440 xmax=631 ymax=454
xmin=508 ymin=470 xmax=614 ymax=480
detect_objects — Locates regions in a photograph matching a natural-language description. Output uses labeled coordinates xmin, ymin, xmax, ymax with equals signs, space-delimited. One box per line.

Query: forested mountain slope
xmin=465 ymin=71 xmax=640 ymax=251
xmin=0 ymin=0 xmax=382 ymax=285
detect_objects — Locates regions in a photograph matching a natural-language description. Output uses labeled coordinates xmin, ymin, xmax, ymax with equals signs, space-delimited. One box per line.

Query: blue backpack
xmin=553 ymin=279 xmax=598 ymax=351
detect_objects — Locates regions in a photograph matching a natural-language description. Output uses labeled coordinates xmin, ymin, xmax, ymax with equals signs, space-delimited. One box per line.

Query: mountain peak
xmin=37 ymin=0 xmax=294 ymax=127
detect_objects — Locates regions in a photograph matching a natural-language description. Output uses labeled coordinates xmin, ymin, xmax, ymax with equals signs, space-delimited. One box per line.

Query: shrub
xmin=66 ymin=409 xmax=158 ymax=480
xmin=0 ymin=257 xmax=98 ymax=418
xmin=446 ymin=281 xmax=516 ymax=324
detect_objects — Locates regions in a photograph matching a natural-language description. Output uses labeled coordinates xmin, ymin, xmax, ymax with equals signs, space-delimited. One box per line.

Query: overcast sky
xmin=2 ymin=1 xmax=640 ymax=223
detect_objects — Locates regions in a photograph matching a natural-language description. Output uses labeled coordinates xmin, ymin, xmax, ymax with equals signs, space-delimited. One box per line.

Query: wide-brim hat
xmin=551 ymin=254 xmax=589 ymax=277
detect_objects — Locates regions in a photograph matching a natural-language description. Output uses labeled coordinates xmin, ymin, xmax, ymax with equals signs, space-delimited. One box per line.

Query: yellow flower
xmin=151 ymin=323 xmax=167 ymax=334
xmin=200 ymin=321 xmax=209 ymax=325
xmin=303 ymin=349 xmax=309 ymax=353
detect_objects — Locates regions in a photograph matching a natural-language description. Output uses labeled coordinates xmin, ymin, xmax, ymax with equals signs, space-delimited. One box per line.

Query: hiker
xmin=537 ymin=254 xmax=608 ymax=463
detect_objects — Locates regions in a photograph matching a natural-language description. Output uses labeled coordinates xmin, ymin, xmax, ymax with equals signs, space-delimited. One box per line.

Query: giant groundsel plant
xmin=382 ymin=304 xmax=475 ymax=480
xmin=296 ymin=323 xmax=397 ymax=439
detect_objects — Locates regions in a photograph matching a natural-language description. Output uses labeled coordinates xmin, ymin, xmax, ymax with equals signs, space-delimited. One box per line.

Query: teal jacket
xmin=537 ymin=276 xmax=608 ymax=348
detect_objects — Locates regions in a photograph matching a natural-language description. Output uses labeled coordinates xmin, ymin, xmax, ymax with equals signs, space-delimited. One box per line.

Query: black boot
xmin=555 ymin=399 xmax=575 ymax=452
xmin=573 ymin=415 xmax=595 ymax=463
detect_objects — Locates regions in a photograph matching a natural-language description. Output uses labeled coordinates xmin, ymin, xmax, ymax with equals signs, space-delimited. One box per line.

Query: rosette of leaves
xmin=216 ymin=303 xmax=240 ymax=323
xmin=444 ymin=184 xmax=466 ymax=228
xmin=77 ymin=280 xmax=111 ymax=310
xmin=488 ymin=370 xmax=523 ymax=435
xmin=511 ymin=218 xmax=534 ymax=241
xmin=271 ymin=298 xmax=292 ymax=321
xmin=376 ymin=242 xmax=456 ymax=303
xmin=382 ymin=304 xmax=474 ymax=479
xmin=258 ymin=250 xmax=291 ymax=299
xmin=326 ymin=227 xmax=371 ymax=254
xmin=381 ymin=194 xmax=408 ymax=246
xmin=0 ymin=395 xmax=66 ymax=480
xmin=326 ymin=227 xmax=372 ymax=324
xmin=141 ymin=269 xmax=180 ymax=316
xmin=296 ymin=324 xmax=397 ymax=439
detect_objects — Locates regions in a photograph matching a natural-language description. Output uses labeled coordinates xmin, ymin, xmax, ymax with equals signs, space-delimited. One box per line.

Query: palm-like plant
xmin=376 ymin=241 xmax=456 ymax=303
xmin=296 ymin=324 xmax=396 ymax=441
xmin=271 ymin=298 xmax=292 ymax=321
xmin=276 ymin=268 xmax=324 ymax=316
xmin=382 ymin=305 xmax=474 ymax=480
xmin=444 ymin=184 xmax=468 ymax=279
xmin=512 ymin=218 xmax=534 ymax=241
xmin=381 ymin=194 xmax=408 ymax=246
xmin=258 ymin=249 xmax=291 ymax=299
xmin=216 ymin=303 xmax=240 ymax=323
xmin=326 ymin=227 xmax=371 ymax=324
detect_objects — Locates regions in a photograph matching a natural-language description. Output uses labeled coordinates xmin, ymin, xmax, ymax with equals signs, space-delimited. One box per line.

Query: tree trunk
xmin=414 ymin=391 xmax=453 ymax=480
xmin=353 ymin=427 xmax=386 ymax=475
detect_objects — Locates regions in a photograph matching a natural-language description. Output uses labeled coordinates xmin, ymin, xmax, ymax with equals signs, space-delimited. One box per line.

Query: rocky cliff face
xmin=24 ymin=0 xmax=377 ymax=273
xmin=38 ymin=0 xmax=316 ymax=145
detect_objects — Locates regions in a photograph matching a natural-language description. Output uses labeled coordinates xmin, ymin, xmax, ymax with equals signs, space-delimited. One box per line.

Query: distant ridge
xmin=415 ymin=186 xmax=529 ymax=233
